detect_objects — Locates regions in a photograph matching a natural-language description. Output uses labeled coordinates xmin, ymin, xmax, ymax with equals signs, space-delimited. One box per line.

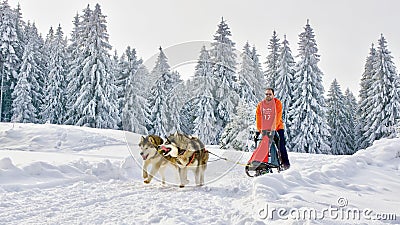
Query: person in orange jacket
xmin=256 ymin=87 xmax=290 ymax=170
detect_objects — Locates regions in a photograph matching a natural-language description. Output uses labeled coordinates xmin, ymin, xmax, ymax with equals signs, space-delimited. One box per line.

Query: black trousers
xmin=277 ymin=129 xmax=290 ymax=166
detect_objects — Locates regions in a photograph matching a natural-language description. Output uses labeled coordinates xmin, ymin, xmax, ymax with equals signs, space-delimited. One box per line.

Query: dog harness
xmin=160 ymin=145 xmax=207 ymax=167
xmin=187 ymin=152 xmax=197 ymax=166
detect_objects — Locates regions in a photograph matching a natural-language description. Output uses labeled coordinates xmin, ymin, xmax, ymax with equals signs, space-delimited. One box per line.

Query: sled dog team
xmin=138 ymin=132 xmax=209 ymax=188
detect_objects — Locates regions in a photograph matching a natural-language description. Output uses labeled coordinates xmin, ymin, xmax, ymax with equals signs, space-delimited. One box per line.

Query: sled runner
xmin=245 ymin=131 xmax=282 ymax=177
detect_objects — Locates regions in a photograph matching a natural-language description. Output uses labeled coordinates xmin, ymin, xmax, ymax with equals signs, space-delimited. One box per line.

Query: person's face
xmin=265 ymin=90 xmax=274 ymax=101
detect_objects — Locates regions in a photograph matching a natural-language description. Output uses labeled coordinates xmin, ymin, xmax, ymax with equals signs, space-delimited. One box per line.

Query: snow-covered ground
xmin=0 ymin=123 xmax=399 ymax=225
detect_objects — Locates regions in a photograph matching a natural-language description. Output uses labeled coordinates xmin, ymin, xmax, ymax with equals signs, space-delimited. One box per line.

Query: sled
xmin=245 ymin=131 xmax=282 ymax=177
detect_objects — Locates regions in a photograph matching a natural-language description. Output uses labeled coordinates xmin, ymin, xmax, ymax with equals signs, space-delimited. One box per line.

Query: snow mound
xmin=0 ymin=156 xmax=139 ymax=191
xmin=252 ymin=138 xmax=400 ymax=224
xmin=0 ymin=157 xmax=14 ymax=169
xmin=0 ymin=123 xmax=143 ymax=191
xmin=0 ymin=122 xmax=125 ymax=152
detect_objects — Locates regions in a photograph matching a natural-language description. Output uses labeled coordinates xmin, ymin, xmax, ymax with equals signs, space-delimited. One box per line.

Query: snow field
xmin=0 ymin=123 xmax=399 ymax=224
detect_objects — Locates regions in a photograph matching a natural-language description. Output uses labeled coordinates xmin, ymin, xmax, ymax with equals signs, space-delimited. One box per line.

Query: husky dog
xmin=159 ymin=132 xmax=209 ymax=187
xmin=138 ymin=135 xmax=177 ymax=184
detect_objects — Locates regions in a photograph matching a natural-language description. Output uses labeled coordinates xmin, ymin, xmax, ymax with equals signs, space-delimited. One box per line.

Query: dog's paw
xmin=144 ymin=180 xmax=150 ymax=184
xmin=201 ymin=186 xmax=211 ymax=192
xmin=179 ymin=184 xmax=185 ymax=188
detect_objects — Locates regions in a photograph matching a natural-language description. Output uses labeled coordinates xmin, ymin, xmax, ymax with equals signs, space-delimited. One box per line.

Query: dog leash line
xmin=207 ymin=151 xmax=249 ymax=167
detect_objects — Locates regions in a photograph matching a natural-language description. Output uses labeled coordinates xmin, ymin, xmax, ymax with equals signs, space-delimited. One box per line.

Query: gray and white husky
xmin=159 ymin=132 xmax=209 ymax=187
xmin=138 ymin=135 xmax=177 ymax=185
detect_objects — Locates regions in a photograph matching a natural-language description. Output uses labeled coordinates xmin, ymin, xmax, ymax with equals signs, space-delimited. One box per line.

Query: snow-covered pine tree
xmin=67 ymin=12 xmax=80 ymax=57
xmin=42 ymin=26 xmax=55 ymax=114
xmin=10 ymin=73 xmax=36 ymax=123
xmin=275 ymin=35 xmax=295 ymax=143
xmin=357 ymin=44 xmax=376 ymax=150
xmin=116 ymin=46 xmax=143 ymax=128
xmin=210 ymin=17 xmax=237 ymax=86
xmin=43 ymin=26 xmax=54 ymax=54
xmin=363 ymin=34 xmax=400 ymax=145
xmin=122 ymin=64 xmax=150 ymax=134
xmin=13 ymin=3 xmax=26 ymax=60
xmin=12 ymin=3 xmax=25 ymax=82
xmin=194 ymin=45 xmax=213 ymax=79
xmin=147 ymin=46 xmax=168 ymax=133
xmin=26 ymin=23 xmax=46 ymax=123
xmin=214 ymin=74 xmax=239 ymax=143
xmin=166 ymin=70 xmax=184 ymax=134
xmin=343 ymin=88 xmax=358 ymax=154
xmin=11 ymin=23 xmax=44 ymax=123
xmin=111 ymin=50 xmax=122 ymax=129
xmin=182 ymin=45 xmax=218 ymax=143
xmin=265 ymin=30 xmax=281 ymax=89
xmin=288 ymin=20 xmax=331 ymax=154
xmin=221 ymin=43 xmax=266 ymax=149
xmin=41 ymin=25 xmax=68 ymax=124
xmin=148 ymin=46 xmax=170 ymax=92
xmin=192 ymin=78 xmax=218 ymax=144
xmin=220 ymin=100 xmax=253 ymax=150
xmin=193 ymin=47 xmax=217 ymax=143
xmin=250 ymin=45 xmax=265 ymax=101
xmin=0 ymin=0 xmax=20 ymax=122
xmin=237 ymin=42 xmax=259 ymax=107
xmin=326 ymin=79 xmax=348 ymax=155
xmin=179 ymin=79 xmax=197 ymax=135
xmin=12 ymin=22 xmax=46 ymax=123
xmin=65 ymin=13 xmax=80 ymax=74
xmin=148 ymin=47 xmax=182 ymax=136
xmin=64 ymin=9 xmax=90 ymax=125
xmin=209 ymin=17 xmax=239 ymax=143
xmin=65 ymin=4 xmax=119 ymax=129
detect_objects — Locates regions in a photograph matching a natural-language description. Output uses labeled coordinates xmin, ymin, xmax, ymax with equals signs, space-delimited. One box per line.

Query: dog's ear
xmin=155 ymin=136 xmax=164 ymax=146
xmin=164 ymin=136 xmax=171 ymax=144
xmin=148 ymin=136 xmax=155 ymax=145
xmin=139 ymin=136 xmax=145 ymax=144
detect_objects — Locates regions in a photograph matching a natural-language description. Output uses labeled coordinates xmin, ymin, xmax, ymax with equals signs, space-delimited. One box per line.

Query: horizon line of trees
xmin=1 ymin=2 xmax=399 ymax=155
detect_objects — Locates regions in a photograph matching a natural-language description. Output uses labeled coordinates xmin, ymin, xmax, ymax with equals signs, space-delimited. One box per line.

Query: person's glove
xmin=253 ymin=131 xmax=260 ymax=142
xmin=262 ymin=130 xmax=275 ymax=139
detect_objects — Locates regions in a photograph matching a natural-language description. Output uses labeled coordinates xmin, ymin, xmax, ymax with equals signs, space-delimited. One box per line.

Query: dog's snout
xmin=140 ymin=152 xmax=144 ymax=155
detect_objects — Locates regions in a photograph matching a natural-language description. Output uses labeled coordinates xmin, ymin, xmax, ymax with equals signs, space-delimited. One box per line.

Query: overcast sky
xmin=8 ymin=0 xmax=400 ymax=96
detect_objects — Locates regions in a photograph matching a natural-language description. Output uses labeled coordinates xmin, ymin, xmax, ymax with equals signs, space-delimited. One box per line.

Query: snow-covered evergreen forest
xmin=1 ymin=2 xmax=399 ymax=155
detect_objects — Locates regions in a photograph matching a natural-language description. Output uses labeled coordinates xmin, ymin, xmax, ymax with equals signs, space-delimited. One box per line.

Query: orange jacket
xmin=256 ymin=98 xmax=284 ymax=131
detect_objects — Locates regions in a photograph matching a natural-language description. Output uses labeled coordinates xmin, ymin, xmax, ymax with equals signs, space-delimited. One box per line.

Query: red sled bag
xmin=245 ymin=131 xmax=282 ymax=177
